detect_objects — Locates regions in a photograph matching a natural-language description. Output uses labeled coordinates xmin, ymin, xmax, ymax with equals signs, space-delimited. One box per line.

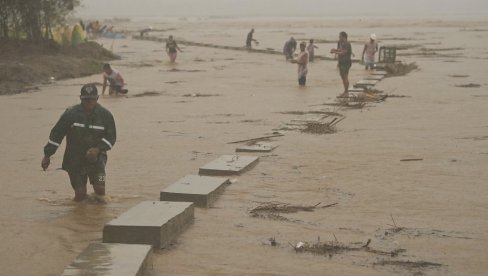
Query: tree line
xmin=0 ymin=0 xmax=80 ymax=41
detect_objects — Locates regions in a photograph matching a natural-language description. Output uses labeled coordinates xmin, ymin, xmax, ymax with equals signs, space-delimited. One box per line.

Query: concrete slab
xmin=61 ymin=243 xmax=152 ymax=276
xmin=199 ymin=155 xmax=259 ymax=176
xmin=365 ymin=75 xmax=384 ymax=80
xmin=160 ymin=175 xmax=230 ymax=208
xmin=348 ymin=87 xmax=365 ymax=93
xmin=373 ymin=70 xmax=387 ymax=75
xmin=236 ymin=142 xmax=278 ymax=153
xmin=103 ymin=201 xmax=194 ymax=248
xmin=354 ymin=79 xmax=379 ymax=88
xmin=291 ymin=116 xmax=324 ymax=123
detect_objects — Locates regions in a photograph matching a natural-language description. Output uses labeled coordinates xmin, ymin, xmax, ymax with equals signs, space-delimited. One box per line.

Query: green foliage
xmin=0 ymin=0 xmax=80 ymax=41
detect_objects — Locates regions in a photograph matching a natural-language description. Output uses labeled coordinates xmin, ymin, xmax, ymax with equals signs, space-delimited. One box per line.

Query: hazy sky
xmin=77 ymin=0 xmax=488 ymax=18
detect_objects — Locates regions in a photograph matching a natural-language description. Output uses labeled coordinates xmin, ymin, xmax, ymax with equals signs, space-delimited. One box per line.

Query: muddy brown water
xmin=1 ymin=17 xmax=488 ymax=276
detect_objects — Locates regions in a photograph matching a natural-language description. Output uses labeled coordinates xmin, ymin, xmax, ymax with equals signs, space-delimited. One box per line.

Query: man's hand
xmin=41 ymin=156 xmax=50 ymax=171
xmin=86 ymin=147 xmax=100 ymax=163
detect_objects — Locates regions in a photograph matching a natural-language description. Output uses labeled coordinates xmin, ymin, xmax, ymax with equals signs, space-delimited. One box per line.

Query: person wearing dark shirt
xmin=41 ymin=84 xmax=116 ymax=202
xmin=330 ymin=31 xmax=352 ymax=98
xmin=166 ymin=35 xmax=183 ymax=63
xmin=283 ymin=37 xmax=297 ymax=60
xmin=246 ymin=28 xmax=258 ymax=48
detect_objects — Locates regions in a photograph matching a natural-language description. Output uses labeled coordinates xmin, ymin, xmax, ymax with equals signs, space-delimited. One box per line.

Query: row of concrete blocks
xmin=61 ymin=143 xmax=276 ymax=275
xmin=350 ymin=70 xmax=387 ymax=93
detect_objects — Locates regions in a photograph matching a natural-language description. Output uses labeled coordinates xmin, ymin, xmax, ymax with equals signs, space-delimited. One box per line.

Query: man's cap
xmin=370 ymin=33 xmax=377 ymax=40
xmin=300 ymin=41 xmax=306 ymax=46
xmin=80 ymin=84 xmax=98 ymax=99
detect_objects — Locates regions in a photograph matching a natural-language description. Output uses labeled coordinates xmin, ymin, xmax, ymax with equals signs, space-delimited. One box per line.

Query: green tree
xmin=0 ymin=0 xmax=80 ymax=41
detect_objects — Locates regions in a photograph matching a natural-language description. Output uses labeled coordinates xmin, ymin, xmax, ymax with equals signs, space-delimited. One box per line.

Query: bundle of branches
xmin=301 ymin=122 xmax=336 ymax=134
xmin=301 ymin=117 xmax=344 ymax=134
xmin=292 ymin=238 xmax=405 ymax=257
xmin=251 ymin=201 xmax=320 ymax=214
xmin=374 ymin=260 xmax=443 ymax=269
xmin=364 ymin=87 xmax=385 ymax=94
xmin=455 ymin=83 xmax=481 ymax=88
xmin=349 ymin=93 xmax=387 ymax=103
xmin=333 ymin=98 xmax=367 ymax=109
xmin=384 ymin=62 xmax=418 ymax=76
xmin=249 ymin=201 xmax=337 ymax=221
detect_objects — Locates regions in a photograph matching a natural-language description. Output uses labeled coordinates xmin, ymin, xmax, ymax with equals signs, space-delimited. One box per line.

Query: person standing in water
xmin=290 ymin=42 xmax=309 ymax=87
xmin=330 ymin=31 xmax=352 ymax=98
xmin=41 ymin=84 xmax=116 ymax=202
xmin=246 ymin=28 xmax=258 ymax=48
xmin=283 ymin=37 xmax=297 ymax=60
xmin=166 ymin=35 xmax=183 ymax=63
xmin=362 ymin=33 xmax=378 ymax=70
xmin=307 ymin=39 xmax=319 ymax=62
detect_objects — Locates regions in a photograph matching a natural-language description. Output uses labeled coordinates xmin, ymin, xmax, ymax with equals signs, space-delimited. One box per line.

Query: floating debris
xmin=249 ymin=201 xmax=337 ymax=221
xmin=291 ymin=238 xmax=405 ymax=257
xmin=455 ymin=83 xmax=481 ymax=88
xmin=374 ymin=260 xmax=443 ymax=269
xmin=182 ymin=93 xmax=221 ymax=97
xmin=383 ymin=62 xmax=418 ymax=76
xmin=132 ymin=91 xmax=163 ymax=97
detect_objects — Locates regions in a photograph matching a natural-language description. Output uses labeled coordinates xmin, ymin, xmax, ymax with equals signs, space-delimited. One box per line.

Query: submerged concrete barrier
xmin=160 ymin=175 xmax=230 ymax=208
xmin=199 ymin=155 xmax=259 ymax=176
xmin=61 ymin=243 xmax=152 ymax=276
xmin=103 ymin=201 xmax=194 ymax=248
xmin=354 ymin=79 xmax=379 ymax=88
xmin=236 ymin=142 xmax=278 ymax=152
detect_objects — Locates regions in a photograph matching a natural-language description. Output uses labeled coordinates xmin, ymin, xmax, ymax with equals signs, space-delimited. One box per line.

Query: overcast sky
xmin=77 ymin=0 xmax=488 ymax=18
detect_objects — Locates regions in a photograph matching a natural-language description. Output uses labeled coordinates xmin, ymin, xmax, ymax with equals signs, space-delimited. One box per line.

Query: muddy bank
xmin=0 ymin=41 xmax=117 ymax=95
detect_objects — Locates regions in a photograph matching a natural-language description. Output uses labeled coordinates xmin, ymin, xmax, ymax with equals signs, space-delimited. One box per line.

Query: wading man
xmin=283 ymin=37 xmax=297 ymax=60
xmin=41 ymin=84 xmax=116 ymax=202
xmin=330 ymin=31 xmax=352 ymax=98
xmin=290 ymin=42 xmax=309 ymax=86
xmin=246 ymin=28 xmax=258 ymax=48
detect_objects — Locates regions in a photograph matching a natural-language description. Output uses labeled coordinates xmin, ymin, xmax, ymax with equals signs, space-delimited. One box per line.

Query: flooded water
xmin=1 ymin=16 xmax=488 ymax=275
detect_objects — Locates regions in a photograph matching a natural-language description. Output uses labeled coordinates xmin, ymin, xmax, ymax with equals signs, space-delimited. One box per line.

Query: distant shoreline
xmin=75 ymin=14 xmax=488 ymax=23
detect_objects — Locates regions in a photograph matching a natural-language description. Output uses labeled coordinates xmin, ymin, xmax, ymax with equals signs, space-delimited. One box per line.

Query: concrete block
xmin=348 ymin=87 xmax=365 ymax=93
xmin=61 ymin=243 xmax=152 ymax=276
xmin=199 ymin=155 xmax=259 ymax=176
xmin=103 ymin=201 xmax=194 ymax=248
xmin=373 ymin=70 xmax=387 ymax=75
xmin=160 ymin=175 xmax=230 ymax=208
xmin=236 ymin=142 xmax=278 ymax=152
xmin=354 ymin=79 xmax=379 ymax=88
xmin=365 ymin=74 xmax=384 ymax=80
xmin=291 ymin=116 xmax=324 ymax=123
